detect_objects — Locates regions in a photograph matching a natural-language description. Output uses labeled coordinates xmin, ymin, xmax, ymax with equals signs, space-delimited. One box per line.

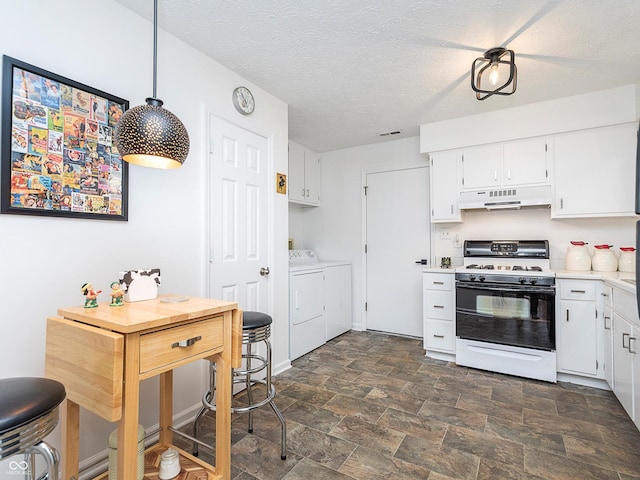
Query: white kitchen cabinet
xmin=460 ymin=137 xmax=549 ymax=190
xmin=601 ymin=285 xmax=614 ymax=388
xmin=552 ymin=123 xmax=636 ymax=218
xmin=429 ymin=151 xmax=462 ymax=223
xmin=556 ymin=279 xmax=602 ymax=377
xmin=288 ymin=140 xmax=320 ymax=205
xmin=611 ymin=285 xmax=640 ymax=424
xmin=325 ymin=264 xmax=352 ymax=340
xmin=423 ymin=271 xmax=455 ymax=355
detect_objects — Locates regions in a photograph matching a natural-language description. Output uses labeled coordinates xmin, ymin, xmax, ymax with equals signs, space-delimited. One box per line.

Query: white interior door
xmin=209 ymin=116 xmax=269 ymax=312
xmin=365 ymin=166 xmax=430 ymax=337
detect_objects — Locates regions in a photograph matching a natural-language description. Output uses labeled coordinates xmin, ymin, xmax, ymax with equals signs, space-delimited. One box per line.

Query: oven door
xmin=456 ymin=281 xmax=555 ymax=351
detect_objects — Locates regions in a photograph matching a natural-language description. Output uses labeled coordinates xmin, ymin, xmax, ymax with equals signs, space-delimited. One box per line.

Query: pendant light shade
xmin=115 ymin=97 xmax=189 ymax=169
xmin=114 ymin=0 xmax=190 ymax=168
xmin=471 ymin=47 xmax=517 ymax=101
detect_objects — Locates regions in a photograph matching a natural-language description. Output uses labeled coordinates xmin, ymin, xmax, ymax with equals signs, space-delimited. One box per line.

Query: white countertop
xmin=424 ymin=266 xmax=637 ymax=295
xmin=555 ymin=269 xmax=637 ymax=294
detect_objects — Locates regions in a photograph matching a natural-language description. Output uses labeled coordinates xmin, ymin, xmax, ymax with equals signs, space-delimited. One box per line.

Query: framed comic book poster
xmin=1 ymin=56 xmax=129 ymax=220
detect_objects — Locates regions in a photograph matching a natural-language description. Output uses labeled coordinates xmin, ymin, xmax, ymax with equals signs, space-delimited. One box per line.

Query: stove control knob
xmin=469 ymin=275 xmax=476 ymax=282
xmin=519 ymin=277 xmax=526 ymax=284
xmin=479 ymin=276 xmax=485 ymax=282
xmin=529 ymin=278 xmax=538 ymax=285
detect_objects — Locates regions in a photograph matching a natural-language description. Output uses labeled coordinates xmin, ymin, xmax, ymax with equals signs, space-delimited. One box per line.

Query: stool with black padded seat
xmin=192 ymin=311 xmax=286 ymax=460
xmin=0 ymin=377 xmax=66 ymax=480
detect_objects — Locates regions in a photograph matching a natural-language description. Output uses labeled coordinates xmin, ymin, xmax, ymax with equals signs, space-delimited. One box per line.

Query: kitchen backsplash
xmin=434 ymin=207 xmax=637 ymax=270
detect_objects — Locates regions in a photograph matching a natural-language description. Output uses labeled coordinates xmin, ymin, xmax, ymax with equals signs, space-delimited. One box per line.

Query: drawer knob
xmin=171 ymin=336 xmax=202 ymax=348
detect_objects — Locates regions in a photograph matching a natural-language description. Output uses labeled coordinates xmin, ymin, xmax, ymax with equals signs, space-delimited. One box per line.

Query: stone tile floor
xmin=176 ymin=330 xmax=640 ymax=479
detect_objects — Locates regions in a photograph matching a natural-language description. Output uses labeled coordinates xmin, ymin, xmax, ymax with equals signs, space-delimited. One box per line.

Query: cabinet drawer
xmin=424 ymin=319 xmax=454 ymax=352
xmin=424 ymin=291 xmax=453 ymax=320
xmin=560 ymin=280 xmax=596 ymax=300
xmin=423 ymin=273 xmax=453 ymax=291
xmin=139 ymin=317 xmax=224 ymax=376
xmin=614 ymin=288 xmax=639 ymax=325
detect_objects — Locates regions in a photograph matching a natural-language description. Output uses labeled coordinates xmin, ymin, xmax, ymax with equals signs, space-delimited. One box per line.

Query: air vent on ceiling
xmin=377 ymin=130 xmax=403 ymax=137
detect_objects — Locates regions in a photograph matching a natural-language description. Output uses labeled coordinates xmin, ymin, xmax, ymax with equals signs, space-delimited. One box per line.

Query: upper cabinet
xmin=289 ymin=141 xmax=321 ymax=206
xmin=430 ymin=151 xmax=462 ymax=223
xmin=551 ymin=123 xmax=636 ymax=218
xmin=460 ymin=137 xmax=549 ymax=190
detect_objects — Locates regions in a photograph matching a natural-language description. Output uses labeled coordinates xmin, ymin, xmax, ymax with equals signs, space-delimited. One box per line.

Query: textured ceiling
xmin=113 ymin=0 xmax=640 ymax=153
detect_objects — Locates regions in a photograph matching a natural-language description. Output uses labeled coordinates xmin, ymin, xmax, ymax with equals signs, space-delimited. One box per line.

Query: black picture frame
xmin=1 ymin=56 xmax=129 ymax=220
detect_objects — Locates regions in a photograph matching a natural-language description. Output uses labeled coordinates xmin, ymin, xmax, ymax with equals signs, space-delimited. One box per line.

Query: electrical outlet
xmin=439 ymin=229 xmax=452 ymax=240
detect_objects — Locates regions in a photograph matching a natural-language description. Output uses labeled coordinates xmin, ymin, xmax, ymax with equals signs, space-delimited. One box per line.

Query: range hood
xmin=459 ymin=185 xmax=552 ymax=210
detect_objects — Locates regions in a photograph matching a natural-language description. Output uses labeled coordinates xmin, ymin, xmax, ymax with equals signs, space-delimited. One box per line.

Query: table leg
xmin=118 ymin=333 xmax=141 ymax=478
xmin=215 ymin=310 xmax=234 ymax=480
xmin=60 ymin=399 xmax=79 ymax=480
xmin=159 ymin=370 xmax=173 ymax=446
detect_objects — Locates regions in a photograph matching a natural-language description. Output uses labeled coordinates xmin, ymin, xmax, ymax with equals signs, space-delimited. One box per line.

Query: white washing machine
xmin=289 ymin=250 xmax=327 ymax=360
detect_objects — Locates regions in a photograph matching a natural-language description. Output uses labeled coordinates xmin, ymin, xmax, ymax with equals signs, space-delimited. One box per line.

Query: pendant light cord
xmin=152 ymin=0 xmax=158 ymax=99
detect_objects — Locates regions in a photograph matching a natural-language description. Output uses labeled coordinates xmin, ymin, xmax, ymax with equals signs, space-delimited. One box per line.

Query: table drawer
xmin=139 ymin=317 xmax=224 ymax=375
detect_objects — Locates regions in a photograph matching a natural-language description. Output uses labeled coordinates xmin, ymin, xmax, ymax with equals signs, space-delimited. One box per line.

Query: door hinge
xmin=596 ymin=360 xmax=599 ymax=370
xmin=365 ymin=302 xmax=368 ymax=311
xmin=364 ymin=244 xmax=368 ymax=253
xmin=545 ymin=143 xmax=548 ymax=152
xmin=545 ymin=169 xmax=548 ymax=178
xmin=209 ymin=140 xmax=214 ymax=154
xmin=462 ymin=177 xmax=464 ymax=186
xmin=595 ymin=308 xmax=598 ymax=318
xmin=364 ymin=185 xmax=368 ymax=196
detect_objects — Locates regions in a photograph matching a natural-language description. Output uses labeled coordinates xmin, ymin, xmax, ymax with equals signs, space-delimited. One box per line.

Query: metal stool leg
xmin=265 ymin=338 xmax=286 ymax=460
xmin=25 ymin=440 xmax=60 ymax=480
xmin=245 ymin=342 xmax=254 ymax=433
xmin=192 ymin=361 xmax=216 ymax=456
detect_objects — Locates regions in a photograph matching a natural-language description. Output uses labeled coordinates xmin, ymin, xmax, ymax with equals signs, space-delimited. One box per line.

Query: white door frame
xmin=360 ymin=164 xmax=435 ymax=331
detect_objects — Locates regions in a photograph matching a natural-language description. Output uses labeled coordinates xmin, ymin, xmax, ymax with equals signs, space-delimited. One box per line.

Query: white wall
xmin=289 ymin=136 xmax=428 ymax=330
xmin=0 ymin=0 xmax=289 ymax=471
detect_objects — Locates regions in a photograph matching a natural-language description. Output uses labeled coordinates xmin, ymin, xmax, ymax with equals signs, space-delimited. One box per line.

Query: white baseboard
xmin=557 ymin=372 xmax=611 ymax=390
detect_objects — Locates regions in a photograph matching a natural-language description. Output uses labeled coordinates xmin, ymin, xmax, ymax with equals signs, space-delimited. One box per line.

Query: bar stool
xmin=0 ymin=377 xmax=66 ymax=480
xmin=193 ymin=311 xmax=286 ymax=459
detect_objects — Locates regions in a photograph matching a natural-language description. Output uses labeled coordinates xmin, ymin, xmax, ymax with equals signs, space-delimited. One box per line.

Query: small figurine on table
xmin=109 ymin=281 xmax=125 ymax=307
xmin=81 ymin=282 xmax=102 ymax=308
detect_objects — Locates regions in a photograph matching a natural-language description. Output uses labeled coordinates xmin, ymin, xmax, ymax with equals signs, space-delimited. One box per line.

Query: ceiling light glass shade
xmin=114 ymin=97 xmax=190 ymax=169
xmin=471 ymin=47 xmax=517 ymax=101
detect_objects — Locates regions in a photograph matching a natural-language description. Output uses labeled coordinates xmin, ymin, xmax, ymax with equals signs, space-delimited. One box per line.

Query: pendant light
xmin=114 ymin=0 xmax=190 ymax=168
xmin=471 ymin=47 xmax=517 ymax=101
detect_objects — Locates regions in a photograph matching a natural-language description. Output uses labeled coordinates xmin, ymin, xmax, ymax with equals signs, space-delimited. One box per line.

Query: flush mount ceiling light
xmin=471 ymin=47 xmax=517 ymax=101
xmin=114 ymin=0 xmax=190 ymax=169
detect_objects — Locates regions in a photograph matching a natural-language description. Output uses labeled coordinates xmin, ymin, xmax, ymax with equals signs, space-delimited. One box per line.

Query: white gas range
xmin=455 ymin=240 xmax=557 ymax=382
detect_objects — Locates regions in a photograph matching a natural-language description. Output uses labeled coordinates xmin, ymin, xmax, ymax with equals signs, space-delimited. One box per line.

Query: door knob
xmin=260 ymin=267 xmax=270 ymax=276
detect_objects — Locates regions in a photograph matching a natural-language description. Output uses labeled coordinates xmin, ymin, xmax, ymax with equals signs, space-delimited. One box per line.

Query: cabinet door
xmin=430 ymin=151 xmax=461 ymax=222
xmin=288 ymin=141 xmax=306 ymax=203
xmin=558 ymin=300 xmax=597 ymax=375
xmin=613 ymin=313 xmax=634 ymax=418
xmin=552 ymin=123 xmax=636 ymax=217
xmin=460 ymin=143 xmax=502 ymax=189
xmin=304 ymin=151 xmax=320 ymax=205
xmin=503 ymin=137 xmax=548 ymax=186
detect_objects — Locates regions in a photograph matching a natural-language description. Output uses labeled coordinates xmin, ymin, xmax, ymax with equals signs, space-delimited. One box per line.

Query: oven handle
xmin=455 ymin=282 xmax=555 ymax=295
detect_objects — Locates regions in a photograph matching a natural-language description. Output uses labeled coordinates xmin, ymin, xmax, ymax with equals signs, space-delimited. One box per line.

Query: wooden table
xmin=45 ymin=296 xmax=242 ymax=480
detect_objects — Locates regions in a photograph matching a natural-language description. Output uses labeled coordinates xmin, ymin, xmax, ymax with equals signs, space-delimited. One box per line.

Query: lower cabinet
xmin=602 ymin=285 xmax=614 ymax=388
xmin=556 ymin=279 xmax=602 ymax=378
xmin=423 ymin=271 xmax=455 ymax=354
xmin=611 ymin=286 xmax=639 ymax=427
